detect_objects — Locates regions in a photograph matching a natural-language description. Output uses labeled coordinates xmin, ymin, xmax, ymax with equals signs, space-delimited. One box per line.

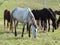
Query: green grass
xmin=0 ymin=26 xmax=60 ymax=45
xmin=0 ymin=0 xmax=60 ymax=45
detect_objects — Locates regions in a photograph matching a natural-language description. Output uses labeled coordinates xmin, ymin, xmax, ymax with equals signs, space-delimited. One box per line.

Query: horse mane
xmin=28 ymin=10 xmax=37 ymax=28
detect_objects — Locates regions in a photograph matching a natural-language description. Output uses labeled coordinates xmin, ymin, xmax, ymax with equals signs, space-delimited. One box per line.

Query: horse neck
xmin=28 ymin=11 xmax=37 ymax=28
xmin=47 ymin=9 xmax=56 ymax=21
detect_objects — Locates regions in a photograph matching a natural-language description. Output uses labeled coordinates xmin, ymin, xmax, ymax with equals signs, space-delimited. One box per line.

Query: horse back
xmin=12 ymin=8 xmax=31 ymax=23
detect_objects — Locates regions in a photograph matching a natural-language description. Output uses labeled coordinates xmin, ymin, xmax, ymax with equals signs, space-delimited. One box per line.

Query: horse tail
xmin=10 ymin=12 xmax=13 ymax=32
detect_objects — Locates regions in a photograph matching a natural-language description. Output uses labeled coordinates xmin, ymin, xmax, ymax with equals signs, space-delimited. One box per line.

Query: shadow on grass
xmin=0 ymin=30 xmax=31 ymax=40
xmin=5 ymin=35 xmax=30 ymax=40
xmin=6 ymin=37 xmax=21 ymax=40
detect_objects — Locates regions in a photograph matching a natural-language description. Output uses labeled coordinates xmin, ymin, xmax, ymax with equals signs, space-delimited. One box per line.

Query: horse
xmin=4 ymin=9 xmax=13 ymax=32
xmin=32 ymin=8 xmax=57 ymax=32
xmin=54 ymin=10 xmax=60 ymax=28
xmin=10 ymin=7 xmax=37 ymax=38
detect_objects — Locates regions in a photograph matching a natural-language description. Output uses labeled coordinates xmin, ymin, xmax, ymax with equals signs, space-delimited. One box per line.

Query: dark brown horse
xmin=4 ymin=9 xmax=13 ymax=32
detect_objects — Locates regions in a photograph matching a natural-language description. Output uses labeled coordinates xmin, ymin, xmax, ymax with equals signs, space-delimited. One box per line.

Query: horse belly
xmin=13 ymin=13 xmax=28 ymax=23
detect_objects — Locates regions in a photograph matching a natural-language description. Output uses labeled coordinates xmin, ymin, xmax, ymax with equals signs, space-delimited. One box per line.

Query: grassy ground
xmin=0 ymin=0 xmax=60 ymax=45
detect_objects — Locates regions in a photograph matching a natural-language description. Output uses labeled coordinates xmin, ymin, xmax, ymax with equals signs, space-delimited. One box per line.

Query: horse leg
xmin=10 ymin=15 xmax=14 ymax=32
xmin=52 ymin=20 xmax=57 ymax=32
xmin=57 ymin=20 xmax=60 ymax=28
xmin=52 ymin=27 xmax=54 ymax=32
xmin=10 ymin=22 xmax=13 ymax=32
xmin=41 ymin=20 xmax=43 ymax=30
xmin=28 ymin=24 xmax=31 ymax=37
xmin=48 ymin=19 xmax=50 ymax=32
xmin=26 ymin=23 xmax=31 ymax=37
xmin=37 ymin=20 xmax=41 ymax=30
xmin=39 ymin=19 xmax=41 ymax=29
xmin=7 ymin=21 xmax=9 ymax=29
xmin=37 ymin=20 xmax=39 ymax=26
xmin=52 ymin=23 xmax=54 ymax=32
xmin=57 ymin=21 xmax=59 ymax=28
xmin=26 ymin=22 xmax=29 ymax=31
xmin=21 ymin=23 xmax=25 ymax=37
xmin=4 ymin=19 xmax=5 ymax=29
xmin=44 ymin=20 xmax=47 ymax=32
xmin=14 ymin=20 xmax=18 ymax=36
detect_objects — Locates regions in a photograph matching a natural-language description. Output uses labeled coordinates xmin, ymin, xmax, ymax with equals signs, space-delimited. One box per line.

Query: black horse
xmin=54 ymin=10 xmax=60 ymax=28
xmin=32 ymin=8 xmax=57 ymax=32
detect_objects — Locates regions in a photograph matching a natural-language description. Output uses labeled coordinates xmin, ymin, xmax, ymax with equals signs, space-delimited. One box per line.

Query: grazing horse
xmin=10 ymin=7 xmax=37 ymax=38
xmin=32 ymin=8 xmax=57 ymax=32
xmin=54 ymin=10 xmax=60 ymax=28
xmin=4 ymin=9 xmax=13 ymax=32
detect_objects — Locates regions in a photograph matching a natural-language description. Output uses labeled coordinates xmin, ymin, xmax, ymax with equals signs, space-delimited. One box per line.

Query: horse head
xmin=28 ymin=11 xmax=37 ymax=38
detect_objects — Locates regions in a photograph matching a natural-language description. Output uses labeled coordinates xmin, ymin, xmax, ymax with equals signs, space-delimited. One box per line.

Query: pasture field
xmin=0 ymin=0 xmax=60 ymax=45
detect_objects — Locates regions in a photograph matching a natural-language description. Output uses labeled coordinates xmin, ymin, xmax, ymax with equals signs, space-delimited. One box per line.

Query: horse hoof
xmin=21 ymin=35 xmax=23 ymax=37
xmin=15 ymin=34 xmax=17 ymax=36
xmin=34 ymin=36 xmax=36 ymax=38
xmin=48 ymin=30 xmax=50 ymax=32
xmin=52 ymin=30 xmax=54 ymax=32
xmin=29 ymin=35 xmax=31 ymax=38
xmin=28 ymin=35 xmax=30 ymax=38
